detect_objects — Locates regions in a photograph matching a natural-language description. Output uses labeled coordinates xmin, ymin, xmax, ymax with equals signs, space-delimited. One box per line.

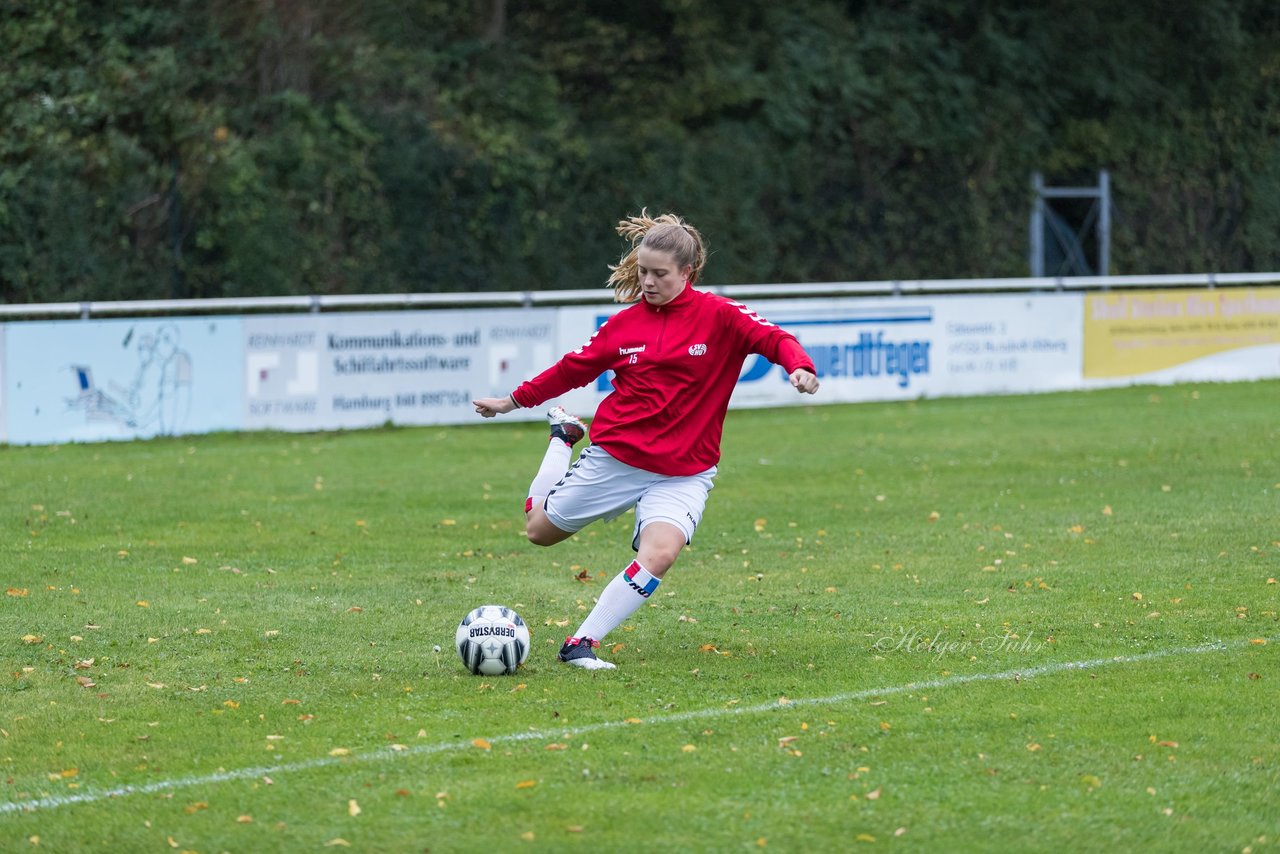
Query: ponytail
xmin=606 ymin=209 xmax=707 ymax=303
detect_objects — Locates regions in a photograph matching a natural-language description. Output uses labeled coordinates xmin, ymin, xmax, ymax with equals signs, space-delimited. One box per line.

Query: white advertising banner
xmin=0 ymin=325 xmax=6 ymax=443
xmin=737 ymin=293 xmax=1083 ymax=405
xmin=3 ymin=317 xmax=243 ymax=444
xmin=243 ymin=309 xmax=558 ymax=431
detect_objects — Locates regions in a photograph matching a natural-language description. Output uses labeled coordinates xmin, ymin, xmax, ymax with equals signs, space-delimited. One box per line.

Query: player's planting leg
xmin=559 ymin=559 xmax=661 ymax=671
xmin=560 ymin=523 xmax=684 ymax=670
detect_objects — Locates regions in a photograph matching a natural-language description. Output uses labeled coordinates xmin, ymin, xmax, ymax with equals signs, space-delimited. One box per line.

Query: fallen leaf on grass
xmin=21 ymin=635 xmax=42 ymax=645
xmin=348 ymin=799 xmax=361 ymax=817
xmin=515 ymin=780 xmax=537 ymax=789
xmin=184 ymin=802 xmax=208 ymax=814
xmin=75 ymin=676 xmax=95 ymax=689
xmin=865 ymin=787 xmax=882 ymax=800
xmin=6 ymin=588 xmax=28 ymax=597
xmin=472 ymin=739 xmax=492 ymax=750
xmin=182 ymin=557 xmax=198 ymax=565
xmin=328 ymin=748 xmax=351 ymax=757
xmin=236 ymin=815 xmax=252 ymax=824
xmin=545 ymin=743 xmax=568 ymax=751
xmin=324 ymin=839 xmax=350 ymax=847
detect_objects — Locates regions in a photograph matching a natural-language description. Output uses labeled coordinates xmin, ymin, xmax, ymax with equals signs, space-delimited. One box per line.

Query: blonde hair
xmin=606 ymin=209 xmax=707 ymax=303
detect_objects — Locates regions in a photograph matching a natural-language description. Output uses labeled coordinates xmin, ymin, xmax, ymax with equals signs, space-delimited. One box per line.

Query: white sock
xmin=527 ymin=438 xmax=572 ymax=507
xmin=574 ymin=560 xmax=660 ymax=642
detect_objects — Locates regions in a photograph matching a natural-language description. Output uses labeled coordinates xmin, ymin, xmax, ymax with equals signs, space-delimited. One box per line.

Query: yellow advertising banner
xmin=1084 ymin=287 xmax=1280 ymax=378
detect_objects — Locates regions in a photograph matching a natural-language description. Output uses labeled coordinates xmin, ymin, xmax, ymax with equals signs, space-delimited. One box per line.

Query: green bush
xmin=2 ymin=0 xmax=1277 ymax=303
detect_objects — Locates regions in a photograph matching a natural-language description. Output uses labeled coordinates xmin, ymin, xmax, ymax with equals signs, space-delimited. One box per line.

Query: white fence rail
xmin=3 ymin=272 xmax=1280 ymax=319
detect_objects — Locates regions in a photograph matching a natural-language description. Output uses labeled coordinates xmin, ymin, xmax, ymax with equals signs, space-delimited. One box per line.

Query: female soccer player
xmin=473 ymin=211 xmax=819 ymax=669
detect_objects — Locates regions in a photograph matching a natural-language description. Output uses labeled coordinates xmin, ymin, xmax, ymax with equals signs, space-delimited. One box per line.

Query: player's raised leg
xmin=524 ymin=406 xmax=586 ymax=546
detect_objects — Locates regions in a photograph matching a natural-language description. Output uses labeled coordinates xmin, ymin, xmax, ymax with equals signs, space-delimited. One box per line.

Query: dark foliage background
xmin=3 ymin=0 xmax=1278 ymax=301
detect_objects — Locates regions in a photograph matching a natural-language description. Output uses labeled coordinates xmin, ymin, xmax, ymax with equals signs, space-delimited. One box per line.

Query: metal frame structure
xmin=1030 ymin=170 xmax=1112 ymax=277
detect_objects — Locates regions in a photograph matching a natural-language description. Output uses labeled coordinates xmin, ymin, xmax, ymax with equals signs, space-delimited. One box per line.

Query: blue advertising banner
xmin=4 ymin=317 xmax=243 ymax=444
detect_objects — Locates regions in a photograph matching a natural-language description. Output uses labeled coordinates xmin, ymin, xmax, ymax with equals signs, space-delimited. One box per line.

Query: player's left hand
xmin=790 ymin=368 xmax=819 ymax=395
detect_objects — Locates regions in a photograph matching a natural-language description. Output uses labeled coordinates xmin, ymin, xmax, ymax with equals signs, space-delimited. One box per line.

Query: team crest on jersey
xmin=688 ymin=344 xmax=707 ymax=356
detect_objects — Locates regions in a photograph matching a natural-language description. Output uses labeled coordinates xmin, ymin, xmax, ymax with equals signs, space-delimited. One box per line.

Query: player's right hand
xmin=472 ymin=396 xmax=516 ymax=418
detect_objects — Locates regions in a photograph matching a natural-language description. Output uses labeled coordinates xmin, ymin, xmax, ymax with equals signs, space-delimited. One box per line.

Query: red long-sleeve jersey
xmin=511 ymin=285 xmax=816 ymax=476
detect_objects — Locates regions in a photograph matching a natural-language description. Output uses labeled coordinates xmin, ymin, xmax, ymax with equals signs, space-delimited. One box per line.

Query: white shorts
xmin=543 ymin=444 xmax=716 ymax=549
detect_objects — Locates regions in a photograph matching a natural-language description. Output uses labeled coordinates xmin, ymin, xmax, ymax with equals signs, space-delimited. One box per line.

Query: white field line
xmin=1 ymin=637 xmax=1267 ymax=816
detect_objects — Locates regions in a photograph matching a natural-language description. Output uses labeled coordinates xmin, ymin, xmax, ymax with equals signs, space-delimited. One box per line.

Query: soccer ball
xmin=455 ymin=605 xmax=531 ymax=676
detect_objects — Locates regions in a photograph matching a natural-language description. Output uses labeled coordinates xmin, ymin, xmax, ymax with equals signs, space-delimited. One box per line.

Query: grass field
xmin=2 ymin=381 xmax=1278 ymax=852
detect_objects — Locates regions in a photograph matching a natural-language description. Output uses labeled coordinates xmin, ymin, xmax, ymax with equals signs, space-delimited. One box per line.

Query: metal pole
xmin=1030 ymin=172 xmax=1044 ymax=278
xmin=1098 ymin=169 xmax=1111 ymax=277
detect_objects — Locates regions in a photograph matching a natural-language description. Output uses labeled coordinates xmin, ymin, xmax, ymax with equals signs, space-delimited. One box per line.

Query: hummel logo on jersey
xmin=688 ymin=344 xmax=707 ymax=356
xmin=619 ymin=345 xmax=646 ymax=355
